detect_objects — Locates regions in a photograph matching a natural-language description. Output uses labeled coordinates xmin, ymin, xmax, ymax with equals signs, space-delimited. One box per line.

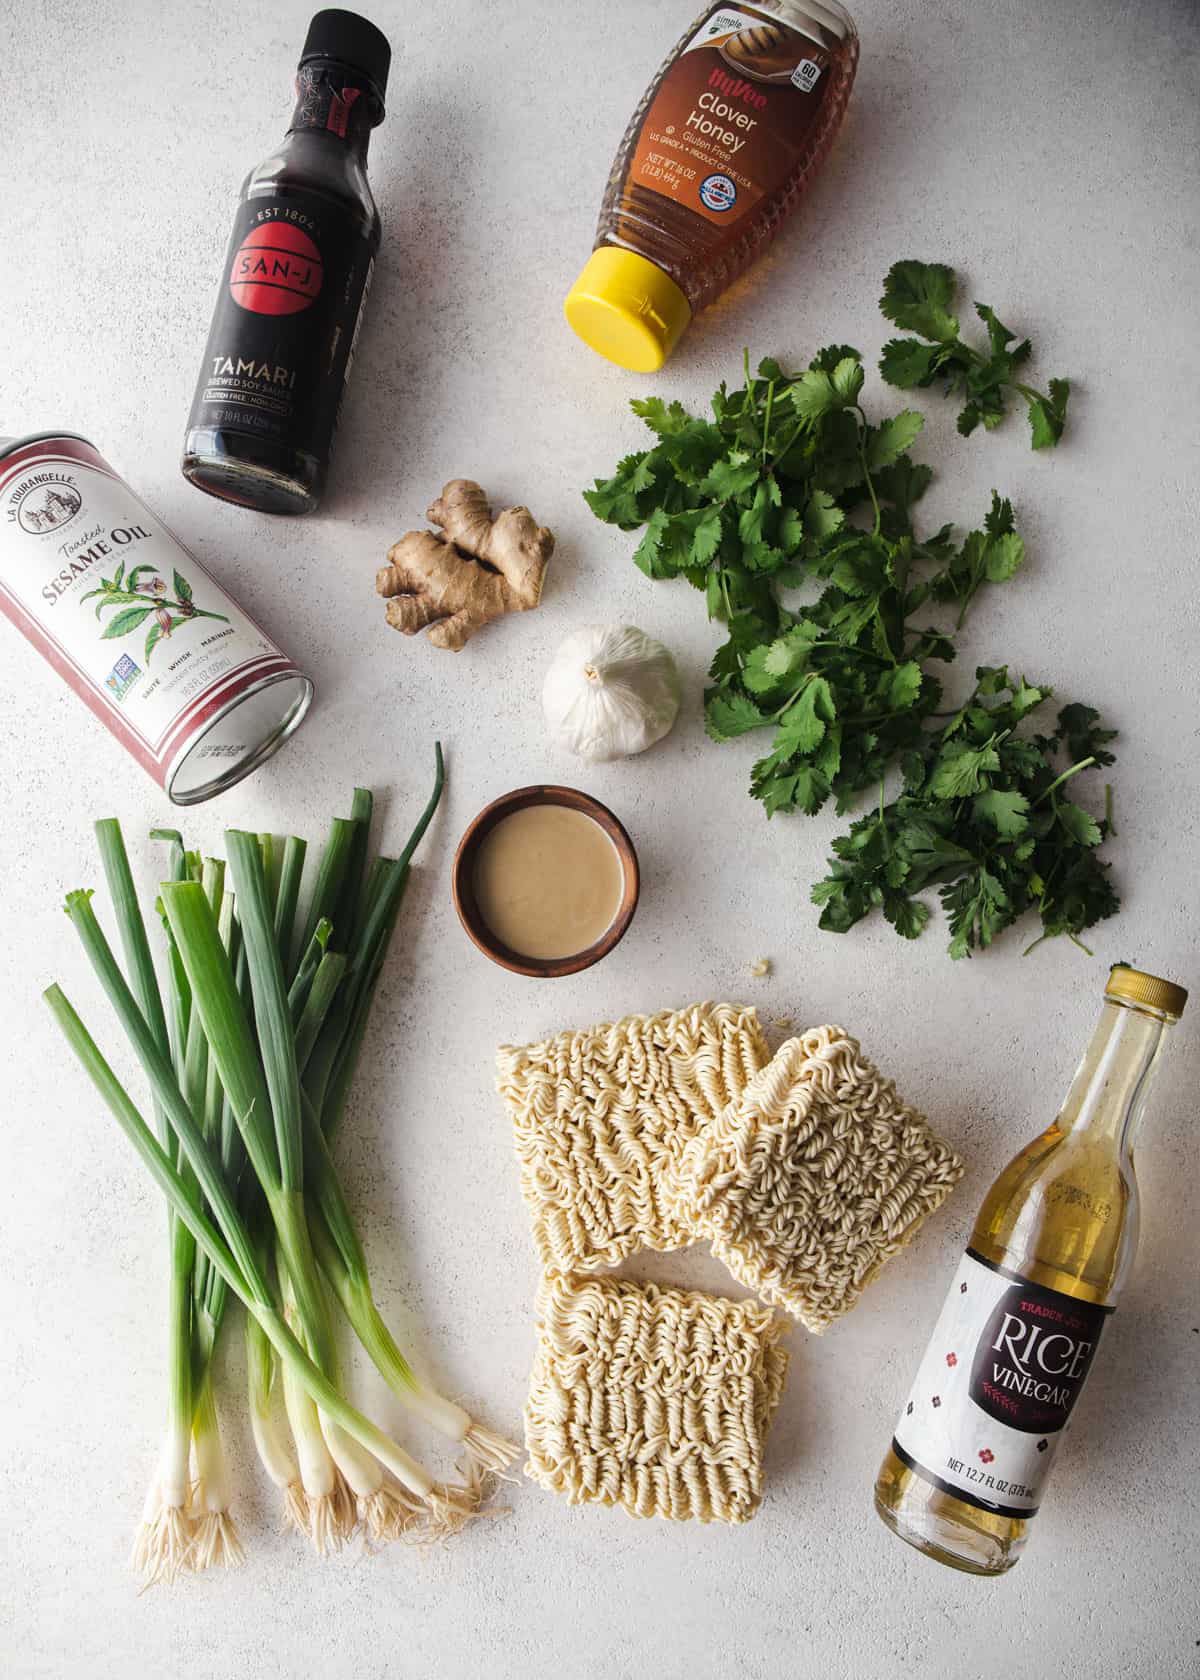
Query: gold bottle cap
xmin=1105 ymin=964 xmax=1188 ymax=1018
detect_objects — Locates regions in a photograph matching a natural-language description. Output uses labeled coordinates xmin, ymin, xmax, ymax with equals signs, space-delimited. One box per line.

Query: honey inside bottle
xmin=565 ymin=1 xmax=859 ymax=371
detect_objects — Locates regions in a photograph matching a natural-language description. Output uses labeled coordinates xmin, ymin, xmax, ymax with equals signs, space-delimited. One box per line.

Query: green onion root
xmin=191 ymin=1372 xmax=244 ymax=1572
xmin=131 ymin=1417 xmax=195 ymax=1588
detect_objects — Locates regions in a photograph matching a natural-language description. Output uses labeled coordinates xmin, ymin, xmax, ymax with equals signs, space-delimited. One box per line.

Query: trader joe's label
xmin=0 ymin=435 xmax=299 ymax=789
xmin=890 ymin=1249 xmax=1110 ymax=1518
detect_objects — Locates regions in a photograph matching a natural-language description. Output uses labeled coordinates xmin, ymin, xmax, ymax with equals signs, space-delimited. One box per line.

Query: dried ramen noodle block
xmin=496 ymin=1003 xmax=769 ymax=1275
xmin=671 ymin=1026 xmax=965 ymax=1332
xmin=525 ymin=1273 xmax=789 ymax=1524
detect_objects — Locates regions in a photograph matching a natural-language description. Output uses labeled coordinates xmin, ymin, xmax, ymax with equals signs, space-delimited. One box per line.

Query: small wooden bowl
xmin=452 ymin=785 xmax=640 ymax=978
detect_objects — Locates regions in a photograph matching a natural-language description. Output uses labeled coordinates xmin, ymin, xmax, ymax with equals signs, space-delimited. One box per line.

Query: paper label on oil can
xmin=890 ymin=1250 xmax=1111 ymax=1518
xmin=629 ymin=4 xmax=836 ymax=228
xmin=0 ymin=436 xmax=299 ymax=790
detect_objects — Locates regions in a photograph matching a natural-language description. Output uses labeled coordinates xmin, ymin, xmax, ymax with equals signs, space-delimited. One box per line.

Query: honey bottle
xmin=875 ymin=965 xmax=1187 ymax=1575
xmin=565 ymin=2 xmax=859 ymax=372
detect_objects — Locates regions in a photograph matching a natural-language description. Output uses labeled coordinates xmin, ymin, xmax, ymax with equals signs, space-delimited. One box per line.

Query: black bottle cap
xmin=301 ymin=10 xmax=391 ymax=98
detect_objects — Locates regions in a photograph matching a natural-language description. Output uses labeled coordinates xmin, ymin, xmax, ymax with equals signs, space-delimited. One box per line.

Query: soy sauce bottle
xmin=182 ymin=10 xmax=389 ymax=514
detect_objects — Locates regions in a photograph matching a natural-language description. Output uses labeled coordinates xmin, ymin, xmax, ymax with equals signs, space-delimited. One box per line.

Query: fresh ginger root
xmin=377 ymin=480 xmax=555 ymax=652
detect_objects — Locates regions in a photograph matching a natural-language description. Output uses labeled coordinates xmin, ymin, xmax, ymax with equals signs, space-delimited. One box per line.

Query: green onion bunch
xmin=47 ymin=746 xmax=515 ymax=1586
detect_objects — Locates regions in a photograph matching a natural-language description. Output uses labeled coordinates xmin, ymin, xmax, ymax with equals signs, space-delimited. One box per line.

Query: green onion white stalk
xmin=96 ymin=820 xmax=205 ymax=1586
xmin=244 ymin=1300 xmax=308 ymax=1537
xmin=277 ymin=1272 xmax=355 ymax=1553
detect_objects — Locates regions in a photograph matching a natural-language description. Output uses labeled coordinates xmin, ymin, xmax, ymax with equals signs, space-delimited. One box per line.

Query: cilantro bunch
xmin=813 ymin=674 xmax=1118 ymax=957
xmin=879 ymin=260 xmax=1071 ymax=449
xmin=583 ymin=269 xmax=1116 ymax=958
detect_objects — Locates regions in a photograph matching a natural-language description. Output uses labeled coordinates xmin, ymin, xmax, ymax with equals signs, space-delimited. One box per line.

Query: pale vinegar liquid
xmin=875 ymin=999 xmax=1159 ymax=1575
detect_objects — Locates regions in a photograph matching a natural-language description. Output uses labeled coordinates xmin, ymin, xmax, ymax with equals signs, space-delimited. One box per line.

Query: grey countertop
xmin=1 ymin=2 xmax=1197 ymax=1676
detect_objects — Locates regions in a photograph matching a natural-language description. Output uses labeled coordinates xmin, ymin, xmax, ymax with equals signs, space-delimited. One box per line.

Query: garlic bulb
xmin=543 ymin=625 xmax=681 ymax=761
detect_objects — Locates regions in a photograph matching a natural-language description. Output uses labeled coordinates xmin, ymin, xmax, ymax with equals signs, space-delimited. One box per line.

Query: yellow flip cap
xmin=564 ymin=247 xmax=692 ymax=373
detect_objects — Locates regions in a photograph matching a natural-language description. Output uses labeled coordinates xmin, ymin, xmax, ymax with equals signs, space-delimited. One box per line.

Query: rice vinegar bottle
xmin=875 ymin=965 xmax=1187 ymax=1575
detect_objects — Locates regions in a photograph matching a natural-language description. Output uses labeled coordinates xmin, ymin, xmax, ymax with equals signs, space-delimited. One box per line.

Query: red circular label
xmin=229 ymin=222 xmax=323 ymax=315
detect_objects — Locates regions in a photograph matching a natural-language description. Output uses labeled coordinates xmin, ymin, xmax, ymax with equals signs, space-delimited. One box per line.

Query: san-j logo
xmin=8 ymin=474 xmax=82 ymax=535
xmin=229 ymin=223 xmax=324 ymax=316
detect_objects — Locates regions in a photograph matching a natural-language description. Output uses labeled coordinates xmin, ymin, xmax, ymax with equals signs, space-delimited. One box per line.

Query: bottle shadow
xmin=319 ymin=80 xmax=481 ymax=522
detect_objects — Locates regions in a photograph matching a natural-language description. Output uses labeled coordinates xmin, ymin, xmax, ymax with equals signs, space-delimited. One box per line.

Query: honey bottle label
xmin=890 ymin=1250 xmax=1111 ymax=1518
xmin=628 ymin=6 xmax=836 ymax=229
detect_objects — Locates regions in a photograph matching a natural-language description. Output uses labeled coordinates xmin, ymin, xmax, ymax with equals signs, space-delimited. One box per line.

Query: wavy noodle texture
xmin=497 ymin=1003 xmax=769 ymax=1275
xmin=670 ymin=1026 xmax=965 ymax=1332
xmin=524 ymin=1273 xmax=788 ymax=1525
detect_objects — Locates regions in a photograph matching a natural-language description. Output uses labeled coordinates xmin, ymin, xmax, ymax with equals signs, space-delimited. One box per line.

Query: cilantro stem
xmin=1034 ymin=756 xmax=1096 ymax=805
xmin=767 ymin=413 xmax=808 ymax=469
xmin=841 ymin=707 xmax=921 ymax=725
xmin=761 ymin=381 xmax=776 ymax=465
xmin=1023 ymin=924 xmax=1096 ymax=959
xmin=854 ymin=406 xmax=882 ymax=536
xmin=809 ymin=640 xmax=892 ymax=663
xmin=771 ymin=675 xmax=813 ymax=719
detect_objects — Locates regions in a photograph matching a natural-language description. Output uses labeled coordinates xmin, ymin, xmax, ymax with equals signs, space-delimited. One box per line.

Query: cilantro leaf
xmin=809 ymin=344 xmax=863 ymax=373
xmin=705 ymin=691 xmax=769 ymax=742
xmin=1028 ymin=377 xmax=1071 ymax=449
xmin=973 ymin=788 xmax=1030 ymax=836
xmin=880 ymin=260 xmax=960 ymax=341
xmin=774 ymin=677 xmax=836 ymax=755
xmin=930 ymin=739 xmax=1002 ymax=798
xmin=879 ymin=337 xmax=942 ymax=388
xmin=630 ymin=396 xmax=692 ymax=436
xmin=884 ymin=895 xmax=931 ymax=939
xmin=690 ymin=505 xmax=724 ymax=566
xmin=831 ymin=356 xmax=865 ymax=404
xmin=742 ymin=625 xmax=817 ymax=695
xmin=758 ymin=764 xmax=831 ymax=816
xmin=986 ymin=532 xmax=1025 ymax=582
xmin=1055 ymin=702 xmax=1117 ymax=767
xmin=867 ymin=410 xmax=925 ymax=470
xmin=700 ymin=454 xmax=761 ymax=501
xmin=788 ymin=367 xmax=844 ymax=423
xmin=805 ymin=490 xmax=845 ymax=539
xmin=1055 ymin=800 xmax=1102 ymax=848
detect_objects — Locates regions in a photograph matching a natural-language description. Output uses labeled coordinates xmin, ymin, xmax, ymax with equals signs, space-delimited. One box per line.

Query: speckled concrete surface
xmin=1 ymin=1 xmax=1198 ymax=1675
